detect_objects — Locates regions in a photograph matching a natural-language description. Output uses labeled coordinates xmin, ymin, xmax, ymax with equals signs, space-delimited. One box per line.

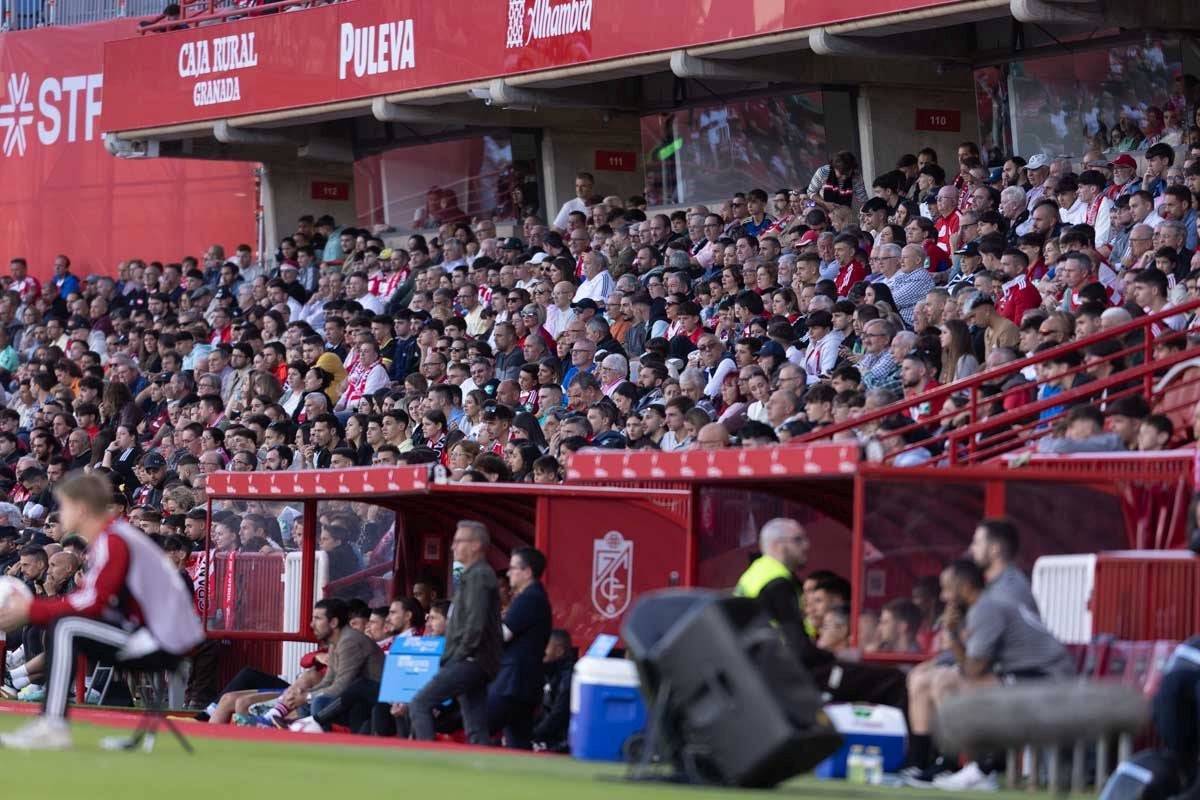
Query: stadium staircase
xmin=794 ymin=298 xmax=1200 ymax=465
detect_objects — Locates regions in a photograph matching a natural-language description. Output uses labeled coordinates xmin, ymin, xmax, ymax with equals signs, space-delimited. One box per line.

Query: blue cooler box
xmin=568 ymin=656 xmax=646 ymax=761
xmin=815 ymin=703 xmax=908 ymax=779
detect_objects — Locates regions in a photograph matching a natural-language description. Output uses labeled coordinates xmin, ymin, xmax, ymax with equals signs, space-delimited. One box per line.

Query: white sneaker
xmin=287 ymin=716 xmax=323 ymax=734
xmin=5 ymin=646 xmax=25 ymax=670
xmin=932 ymin=762 xmax=998 ymax=792
xmin=0 ymin=716 xmax=72 ymax=750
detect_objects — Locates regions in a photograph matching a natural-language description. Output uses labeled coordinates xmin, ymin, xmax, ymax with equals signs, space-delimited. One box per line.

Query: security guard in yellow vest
xmin=734 ymin=518 xmax=833 ymax=672
xmin=735 ymin=518 xmax=908 ymax=710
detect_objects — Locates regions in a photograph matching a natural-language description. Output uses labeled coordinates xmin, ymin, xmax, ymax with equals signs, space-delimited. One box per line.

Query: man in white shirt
xmin=441 ymin=238 xmax=468 ymax=272
xmin=1055 ymin=174 xmax=1086 ymax=226
xmin=1131 ymin=190 xmax=1164 ymax=230
xmin=346 ymin=271 xmax=384 ymax=314
xmin=545 ymin=281 xmax=577 ymax=340
xmin=1076 ymin=170 xmax=1113 ymax=248
xmin=572 ymin=251 xmax=615 ymax=306
xmin=552 ymin=171 xmax=595 ymax=232
xmin=266 ymin=279 xmax=304 ymax=319
xmin=456 ymin=284 xmax=490 ymax=337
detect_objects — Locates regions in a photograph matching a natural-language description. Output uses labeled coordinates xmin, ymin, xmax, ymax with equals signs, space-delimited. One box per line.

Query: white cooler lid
xmin=572 ymin=656 xmax=642 ymax=688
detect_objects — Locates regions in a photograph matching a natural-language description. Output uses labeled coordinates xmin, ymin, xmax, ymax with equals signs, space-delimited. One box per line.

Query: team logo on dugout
xmin=592 ymin=530 xmax=632 ymax=619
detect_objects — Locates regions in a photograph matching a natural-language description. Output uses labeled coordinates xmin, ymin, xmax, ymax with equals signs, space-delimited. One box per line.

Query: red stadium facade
xmin=0 ymin=21 xmax=258 ymax=278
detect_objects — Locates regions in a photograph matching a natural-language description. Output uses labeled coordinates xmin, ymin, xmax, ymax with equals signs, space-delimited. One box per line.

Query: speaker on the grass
xmin=1098 ymin=750 xmax=1181 ymax=800
xmin=621 ymin=589 xmax=841 ymax=788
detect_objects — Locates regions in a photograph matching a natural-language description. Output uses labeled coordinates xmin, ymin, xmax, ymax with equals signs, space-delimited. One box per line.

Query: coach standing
xmin=410 ymin=520 xmax=501 ymax=745
xmin=488 ymin=546 xmax=552 ymax=749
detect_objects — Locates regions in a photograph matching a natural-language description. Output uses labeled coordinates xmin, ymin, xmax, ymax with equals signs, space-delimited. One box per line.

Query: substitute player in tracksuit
xmin=0 ymin=471 xmax=204 ymax=750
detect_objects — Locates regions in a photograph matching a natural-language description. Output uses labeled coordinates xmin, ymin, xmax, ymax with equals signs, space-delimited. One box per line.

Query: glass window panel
xmin=981 ymin=38 xmax=1191 ymax=161
xmin=355 ymin=134 xmax=540 ymax=232
xmin=641 ymin=92 xmax=828 ymax=207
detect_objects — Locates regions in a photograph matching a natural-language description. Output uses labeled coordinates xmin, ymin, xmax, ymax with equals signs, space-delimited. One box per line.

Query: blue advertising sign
xmin=378 ymin=636 xmax=445 ymax=704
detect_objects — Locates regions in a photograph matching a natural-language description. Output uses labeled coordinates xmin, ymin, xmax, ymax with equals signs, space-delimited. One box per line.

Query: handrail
xmin=795 ymin=297 xmax=1200 ymax=463
xmin=138 ymin=0 xmax=335 ymax=32
xmin=851 ymin=338 xmax=1199 ymax=467
xmin=939 ymin=343 xmax=1199 ymax=465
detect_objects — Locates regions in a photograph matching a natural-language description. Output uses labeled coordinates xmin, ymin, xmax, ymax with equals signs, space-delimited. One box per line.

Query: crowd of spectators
xmin=1 ymin=132 xmax=1199 ymax=739
xmin=0 ymin=142 xmax=1192 ymax=509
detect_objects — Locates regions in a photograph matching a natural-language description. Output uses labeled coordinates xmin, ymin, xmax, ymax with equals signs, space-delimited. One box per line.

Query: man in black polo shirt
xmin=488 ymin=546 xmax=552 ymax=749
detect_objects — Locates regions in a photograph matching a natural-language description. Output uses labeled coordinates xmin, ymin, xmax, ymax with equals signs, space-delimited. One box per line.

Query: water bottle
xmin=847 ymin=745 xmax=866 ymax=784
xmin=863 ymin=746 xmax=884 ymax=785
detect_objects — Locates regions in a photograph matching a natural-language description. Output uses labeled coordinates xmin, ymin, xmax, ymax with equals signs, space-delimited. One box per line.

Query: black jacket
xmin=491 ymin=581 xmax=552 ymax=701
xmin=533 ymin=655 xmax=574 ymax=747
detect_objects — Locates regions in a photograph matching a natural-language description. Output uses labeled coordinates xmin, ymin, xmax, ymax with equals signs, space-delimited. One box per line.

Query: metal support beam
xmin=213 ymin=120 xmax=300 ymax=146
xmin=809 ymin=27 xmax=967 ymax=61
xmin=668 ymin=50 xmax=791 ymax=83
xmin=484 ymin=78 xmax=634 ymax=111
xmin=371 ymin=98 xmax=482 ymax=126
xmin=1009 ymin=0 xmax=1104 ymax=24
xmin=297 ymin=138 xmax=354 ymax=164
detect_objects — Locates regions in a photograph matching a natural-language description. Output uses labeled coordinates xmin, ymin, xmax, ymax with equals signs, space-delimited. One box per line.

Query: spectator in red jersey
xmin=995 ymin=248 xmax=1042 ymax=325
xmin=831 ymin=234 xmax=868 ymax=299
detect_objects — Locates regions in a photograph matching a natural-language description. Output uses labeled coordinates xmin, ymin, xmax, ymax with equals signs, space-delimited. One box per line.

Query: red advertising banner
xmin=102 ymin=0 xmax=959 ymax=132
xmin=0 ymin=20 xmax=256 ymax=280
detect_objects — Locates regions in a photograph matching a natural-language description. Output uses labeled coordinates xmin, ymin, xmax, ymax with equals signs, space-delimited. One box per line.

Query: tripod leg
xmin=627 ymin=679 xmax=672 ymax=782
xmin=161 ymin=716 xmax=194 ymax=754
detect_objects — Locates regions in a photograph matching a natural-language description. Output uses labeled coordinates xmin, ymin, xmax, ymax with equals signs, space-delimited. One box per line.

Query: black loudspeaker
xmin=1098 ymin=750 xmax=1181 ymax=800
xmin=621 ymin=589 xmax=841 ymax=788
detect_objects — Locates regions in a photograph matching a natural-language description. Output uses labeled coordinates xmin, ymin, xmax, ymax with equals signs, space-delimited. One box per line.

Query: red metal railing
xmin=1092 ymin=551 xmax=1200 ymax=640
xmin=795 ymin=298 xmax=1200 ymax=466
xmin=139 ymin=0 xmax=334 ymax=32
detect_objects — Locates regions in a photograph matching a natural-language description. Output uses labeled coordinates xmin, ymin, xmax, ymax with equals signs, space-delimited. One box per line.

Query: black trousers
xmin=218 ymin=667 xmax=290 ymax=695
xmin=411 ymin=660 xmax=490 ymax=745
xmin=22 ymin=624 xmax=45 ymax=660
xmin=1154 ymin=664 xmax=1200 ymax=786
xmin=487 ymin=692 xmax=537 ymax=750
xmin=812 ymin=660 xmax=909 ymax=711
xmin=313 ymin=677 xmax=381 ymax=735
xmin=185 ymin=638 xmax=222 ymax=708
xmin=41 ymin=616 xmax=177 ymax=718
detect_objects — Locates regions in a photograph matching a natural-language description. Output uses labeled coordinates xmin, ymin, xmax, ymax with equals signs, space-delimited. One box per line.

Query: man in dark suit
xmin=488 ymin=546 xmax=552 ymax=749
xmin=410 ymin=520 xmax=502 ymax=745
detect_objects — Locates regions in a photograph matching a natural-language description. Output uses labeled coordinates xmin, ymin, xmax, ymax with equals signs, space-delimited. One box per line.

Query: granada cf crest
xmin=592 ymin=530 xmax=633 ymax=619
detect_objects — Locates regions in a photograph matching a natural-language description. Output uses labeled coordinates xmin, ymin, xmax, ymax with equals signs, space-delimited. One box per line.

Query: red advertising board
xmin=102 ymin=0 xmax=960 ymax=132
xmin=540 ymin=494 xmax=689 ymax=646
xmin=0 ymin=20 xmax=256 ymax=279
xmin=914 ymin=107 xmax=962 ymax=132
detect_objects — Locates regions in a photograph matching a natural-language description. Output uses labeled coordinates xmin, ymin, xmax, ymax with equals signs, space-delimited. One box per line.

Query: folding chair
xmin=99 ymin=665 xmax=194 ymax=754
